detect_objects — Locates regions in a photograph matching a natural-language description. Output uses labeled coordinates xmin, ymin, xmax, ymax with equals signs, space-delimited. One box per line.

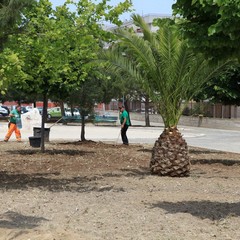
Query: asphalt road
xmin=1 ymin=121 xmax=240 ymax=153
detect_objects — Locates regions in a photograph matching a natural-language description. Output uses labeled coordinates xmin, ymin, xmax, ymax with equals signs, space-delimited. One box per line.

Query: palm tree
xmin=100 ymin=14 xmax=231 ymax=177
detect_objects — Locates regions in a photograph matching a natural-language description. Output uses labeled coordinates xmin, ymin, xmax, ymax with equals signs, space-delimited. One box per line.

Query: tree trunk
xmin=59 ymin=101 xmax=67 ymax=125
xmin=40 ymin=94 xmax=48 ymax=153
xmin=80 ymin=115 xmax=86 ymax=141
xmin=150 ymin=127 xmax=190 ymax=177
xmin=124 ymin=98 xmax=132 ymax=125
xmin=124 ymin=98 xmax=130 ymax=112
xmin=59 ymin=101 xmax=65 ymax=115
xmin=145 ymin=95 xmax=150 ymax=127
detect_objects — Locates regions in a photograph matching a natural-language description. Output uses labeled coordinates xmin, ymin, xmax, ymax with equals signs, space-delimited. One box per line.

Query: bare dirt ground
xmin=0 ymin=140 xmax=240 ymax=240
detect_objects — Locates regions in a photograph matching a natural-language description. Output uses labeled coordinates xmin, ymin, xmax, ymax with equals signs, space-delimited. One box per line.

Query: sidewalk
xmin=1 ymin=121 xmax=240 ymax=154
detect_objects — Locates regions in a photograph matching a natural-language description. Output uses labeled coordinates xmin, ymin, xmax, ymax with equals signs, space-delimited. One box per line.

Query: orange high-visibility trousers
xmin=4 ymin=123 xmax=21 ymax=142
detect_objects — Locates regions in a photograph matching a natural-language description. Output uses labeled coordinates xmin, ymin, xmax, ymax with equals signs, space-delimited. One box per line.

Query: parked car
xmin=0 ymin=106 xmax=10 ymax=116
xmin=0 ymin=106 xmax=9 ymax=116
xmin=37 ymin=107 xmax=43 ymax=115
xmin=20 ymin=106 xmax=33 ymax=114
xmin=25 ymin=106 xmax=33 ymax=112
xmin=21 ymin=106 xmax=29 ymax=114
xmin=47 ymin=107 xmax=71 ymax=119
xmin=73 ymin=108 xmax=80 ymax=116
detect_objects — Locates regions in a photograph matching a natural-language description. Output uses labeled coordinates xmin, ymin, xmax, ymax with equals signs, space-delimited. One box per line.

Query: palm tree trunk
xmin=150 ymin=127 xmax=190 ymax=177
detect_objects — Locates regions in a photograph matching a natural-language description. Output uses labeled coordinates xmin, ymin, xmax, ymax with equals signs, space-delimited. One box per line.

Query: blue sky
xmin=50 ymin=0 xmax=176 ymax=18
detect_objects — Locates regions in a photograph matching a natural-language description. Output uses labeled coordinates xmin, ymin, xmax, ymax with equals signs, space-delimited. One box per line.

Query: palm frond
xmin=98 ymin=14 xmax=232 ymax=128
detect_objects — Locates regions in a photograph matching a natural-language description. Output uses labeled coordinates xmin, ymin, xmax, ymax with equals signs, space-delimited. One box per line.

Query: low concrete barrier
xmin=129 ymin=112 xmax=240 ymax=130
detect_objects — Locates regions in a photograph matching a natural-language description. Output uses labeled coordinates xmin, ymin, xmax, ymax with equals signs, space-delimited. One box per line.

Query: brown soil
xmin=0 ymin=140 xmax=240 ymax=240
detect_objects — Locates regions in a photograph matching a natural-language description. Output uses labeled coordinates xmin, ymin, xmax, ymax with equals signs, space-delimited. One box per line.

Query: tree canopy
xmin=0 ymin=0 xmax=37 ymax=48
xmin=0 ymin=0 xmax=132 ymax=93
xmin=0 ymin=0 xmax=132 ymax=150
xmin=173 ymin=0 xmax=240 ymax=61
xmin=194 ymin=64 xmax=240 ymax=106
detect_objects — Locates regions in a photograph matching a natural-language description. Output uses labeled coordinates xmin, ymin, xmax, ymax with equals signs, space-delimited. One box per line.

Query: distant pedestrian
xmin=4 ymin=105 xmax=22 ymax=142
xmin=119 ymin=105 xmax=130 ymax=145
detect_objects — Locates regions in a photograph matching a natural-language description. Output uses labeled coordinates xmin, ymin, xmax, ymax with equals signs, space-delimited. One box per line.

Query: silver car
xmin=0 ymin=106 xmax=9 ymax=116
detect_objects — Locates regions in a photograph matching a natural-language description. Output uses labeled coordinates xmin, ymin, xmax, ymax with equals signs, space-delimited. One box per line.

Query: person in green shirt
xmin=4 ymin=105 xmax=22 ymax=142
xmin=119 ymin=105 xmax=130 ymax=145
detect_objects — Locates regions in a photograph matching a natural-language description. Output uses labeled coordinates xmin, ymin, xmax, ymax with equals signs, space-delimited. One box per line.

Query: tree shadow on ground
xmin=189 ymin=148 xmax=222 ymax=154
xmin=0 ymin=171 xmax=96 ymax=192
xmin=191 ymin=159 xmax=240 ymax=166
xmin=137 ymin=148 xmax=152 ymax=153
xmin=0 ymin=168 xmax=148 ymax=193
xmin=6 ymin=149 xmax=94 ymax=156
xmin=148 ymin=201 xmax=240 ymax=221
xmin=138 ymin=147 xmax=224 ymax=155
xmin=0 ymin=211 xmax=48 ymax=229
xmin=101 ymin=167 xmax=150 ymax=178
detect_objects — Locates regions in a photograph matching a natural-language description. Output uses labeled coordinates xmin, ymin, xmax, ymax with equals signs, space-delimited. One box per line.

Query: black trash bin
xmin=33 ymin=127 xmax=50 ymax=142
xmin=29 ymin=136 xmax=41 ymax=148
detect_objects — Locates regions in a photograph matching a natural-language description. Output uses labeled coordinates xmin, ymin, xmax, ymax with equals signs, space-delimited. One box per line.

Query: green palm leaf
xmin=98 ymin=14 xmax=233 ymax=177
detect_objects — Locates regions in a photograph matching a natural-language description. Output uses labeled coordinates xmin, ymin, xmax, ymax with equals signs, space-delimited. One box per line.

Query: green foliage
xmin=0 ymin=0 xmax=36 ymax=31
xmin=67 ymin=74 xmax=103 ymax=113
xmin=100 ymin=14 xmax=231 ymax=128
xmin=0 ymin=0 xmax=37 ymax=52
xmin=0 ymin=0 xmax=132 ymax=147
xmin=0 ymin=0 xmax=37 ymax=92
xmin=1 ymin=0 xmax=132 ymax=99
xmin=173 ymin=0 xmax=240 ymax=61
xmin=194 ymin=64 xmax=240 ymax=105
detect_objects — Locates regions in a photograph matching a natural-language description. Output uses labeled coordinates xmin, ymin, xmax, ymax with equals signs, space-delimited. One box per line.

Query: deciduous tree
xmin=172 ymin=0 xmax=240 ymax=61
xmin=0 ymin=0 xmax=131 ymax=151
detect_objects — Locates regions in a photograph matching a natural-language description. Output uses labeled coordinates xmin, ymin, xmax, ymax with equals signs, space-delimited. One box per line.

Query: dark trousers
xmin=121 ymin=124 xmax=129 ymax=145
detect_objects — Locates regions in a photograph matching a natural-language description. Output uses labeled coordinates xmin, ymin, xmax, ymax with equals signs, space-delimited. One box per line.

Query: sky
xmin=50 ymin=0 xmax=176 ymax=19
